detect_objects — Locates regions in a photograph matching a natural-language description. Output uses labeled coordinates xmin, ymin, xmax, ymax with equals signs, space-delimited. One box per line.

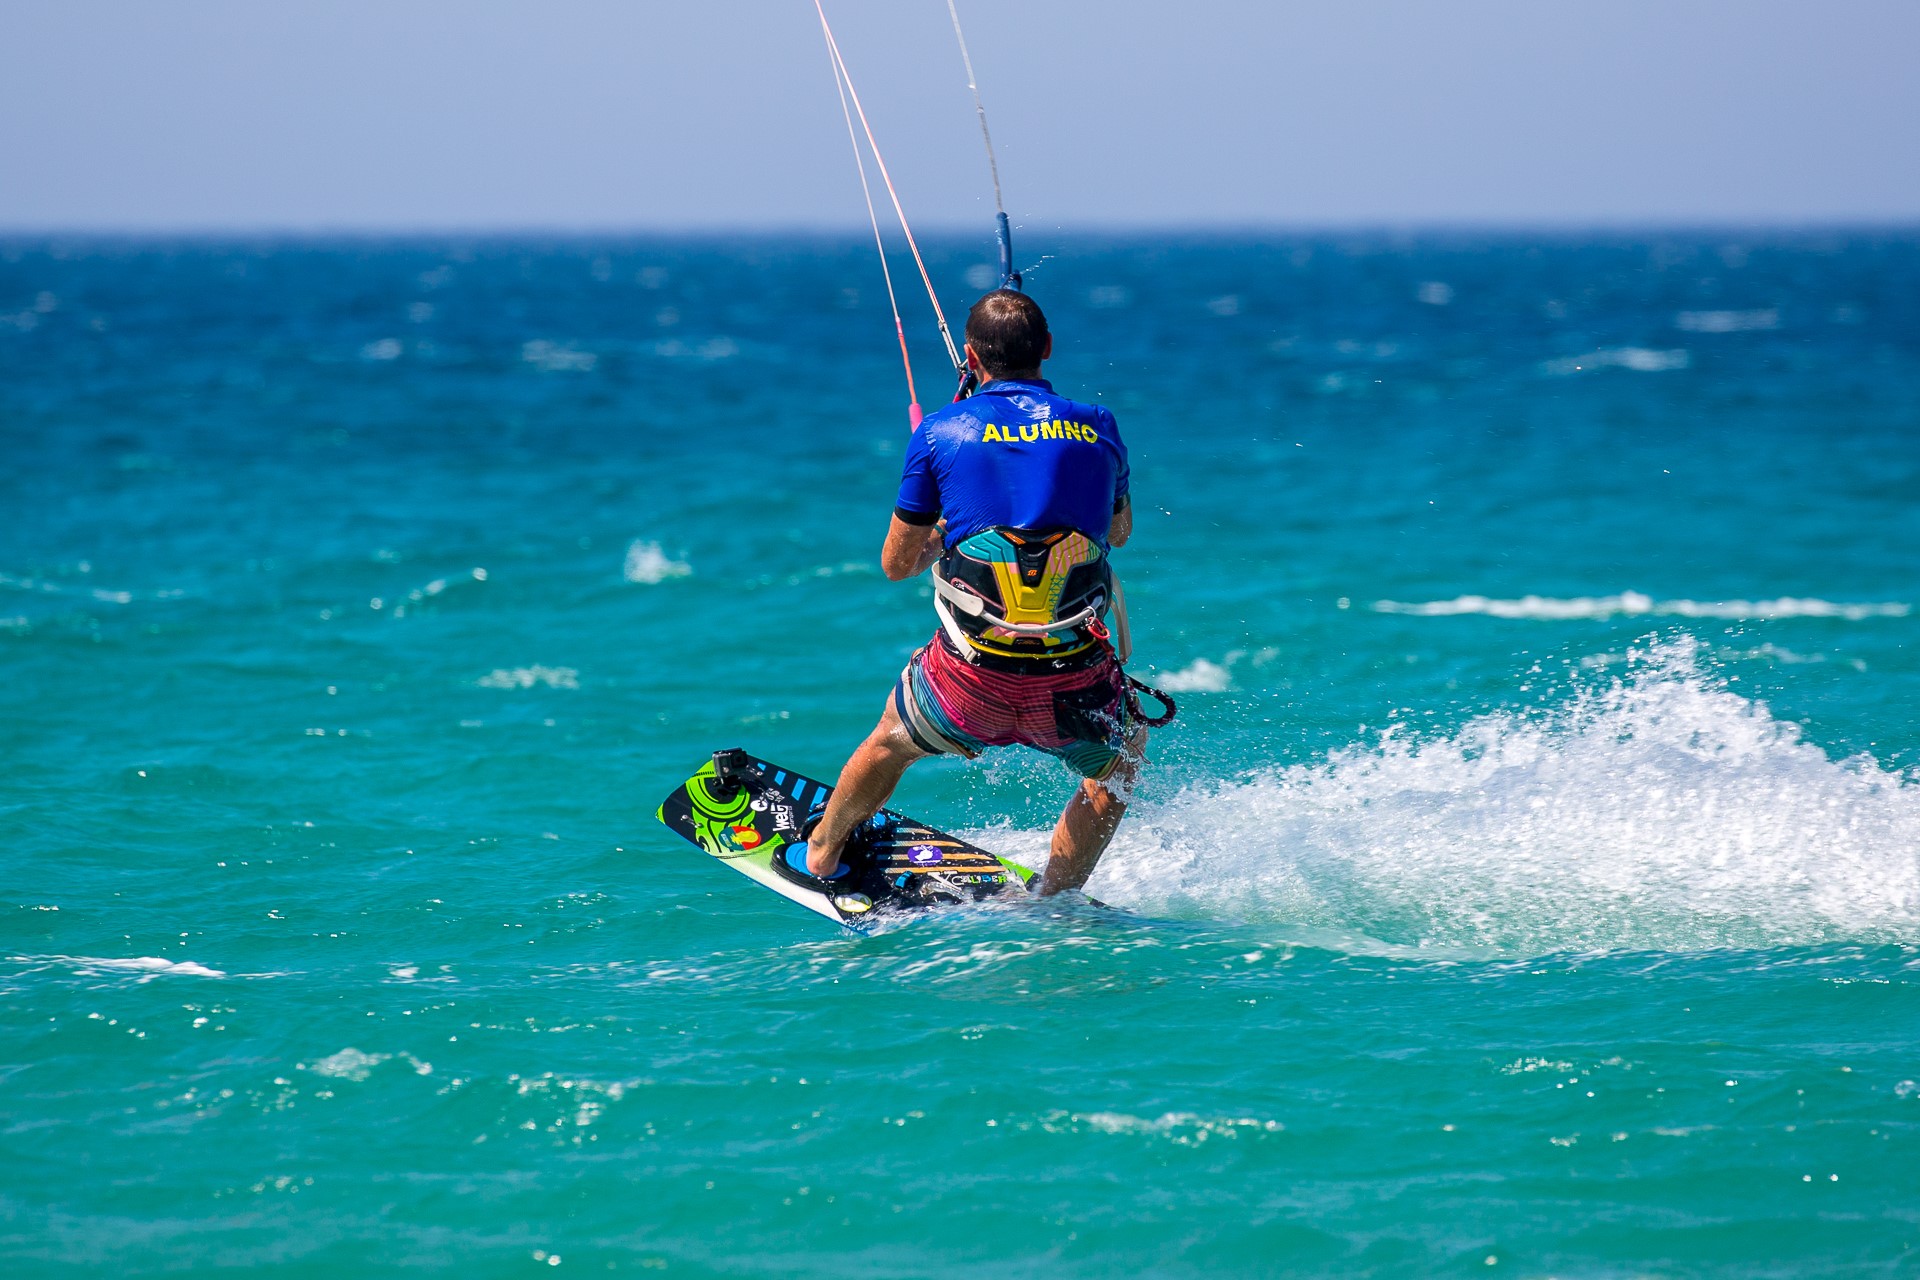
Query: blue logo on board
xmin=906 ymin=845 xmax=944 ymax=865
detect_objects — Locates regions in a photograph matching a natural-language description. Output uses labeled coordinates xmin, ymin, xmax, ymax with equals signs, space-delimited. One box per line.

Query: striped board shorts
xmin=892 ymin=634 xmax=1134 ymax=780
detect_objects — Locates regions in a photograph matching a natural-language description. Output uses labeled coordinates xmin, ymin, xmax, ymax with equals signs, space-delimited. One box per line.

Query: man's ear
xmin=1042 ymin=334 xmax=1054 ymax=361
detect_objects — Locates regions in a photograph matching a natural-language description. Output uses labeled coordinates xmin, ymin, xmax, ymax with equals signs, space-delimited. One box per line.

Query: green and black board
xmin=656 ymin=749 xmax=1035 ymax=928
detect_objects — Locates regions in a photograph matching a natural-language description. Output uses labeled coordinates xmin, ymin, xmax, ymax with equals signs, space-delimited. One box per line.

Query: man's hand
xmin=880 ymin=515 xmax=944 ymax=580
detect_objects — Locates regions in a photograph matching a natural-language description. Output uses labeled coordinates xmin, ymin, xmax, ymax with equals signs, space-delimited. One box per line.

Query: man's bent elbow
xmin=880 ymin=515 xmax=938 ymax=580
xmin=879 ymin=537 xmax=920 ymax=581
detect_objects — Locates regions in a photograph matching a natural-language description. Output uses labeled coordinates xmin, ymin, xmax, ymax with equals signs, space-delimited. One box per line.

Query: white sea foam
xmin=13 ymin=955 xmax=227 ymax=980
xmin=1676 ymin=309 xmax=1779 ymax=333
xmin=1727 ymin=643 xmax=1864 ymax=670
xmin=1038 ymin=1110 xmax=1284 ymax=1144
xmin=0 ymin=572 xmax=161 ymax=604
xmin=521 ymin=340 xmax=597 ymax=372
xmin=647 ymin=337 xmax=740 ymax=361
xmin=1062 ymin=639 xmax=1920 ymax=953
xmin=477 ymin=665 xmax=579 ymax=690
xmin=1156 ymin=658 xmax=1233 ymax=693
xmin=305 ymin=1048 xmax=389 ymax=1080
xmin=1543 ymin=348 xmax=1689 ymax=375
xmin=1373 ymin=592 xmax=1909 ymax=622
xmin=0 ymin=572 xmax=56 ymax=594
xmin=623 ymin=540 xmax=691 ymax=584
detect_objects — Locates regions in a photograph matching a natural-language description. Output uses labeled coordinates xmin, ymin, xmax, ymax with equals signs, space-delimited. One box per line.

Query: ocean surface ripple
xmin=3 ymin=233 xmax=1918 ymax=1278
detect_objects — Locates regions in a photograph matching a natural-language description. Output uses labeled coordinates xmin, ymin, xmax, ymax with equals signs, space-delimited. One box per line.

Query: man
xmin=799 ymin=289 xmax=1144 ymax=897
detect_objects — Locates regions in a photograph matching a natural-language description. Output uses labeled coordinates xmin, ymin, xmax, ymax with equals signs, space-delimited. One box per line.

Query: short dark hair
xmin=965 ymin=290 xmax=1049 ymax=377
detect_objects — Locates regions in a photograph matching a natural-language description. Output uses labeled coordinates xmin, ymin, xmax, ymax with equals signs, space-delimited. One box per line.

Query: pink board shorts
xmin=891 ymin=635 xmax=1134 ymax=780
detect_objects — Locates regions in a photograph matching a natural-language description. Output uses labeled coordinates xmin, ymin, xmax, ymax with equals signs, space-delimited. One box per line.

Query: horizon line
xmin=4 ymin=217 xmax=1919 ymax=242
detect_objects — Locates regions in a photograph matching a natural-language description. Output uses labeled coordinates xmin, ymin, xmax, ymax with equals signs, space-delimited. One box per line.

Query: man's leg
xmin=1039 ymin=726 xmax=1147 ymax=896
xmin=805 ymin=700 xmax=930 ymax=877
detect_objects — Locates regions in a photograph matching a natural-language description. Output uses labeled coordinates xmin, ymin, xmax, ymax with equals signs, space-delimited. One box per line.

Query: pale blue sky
xmin=2 ymin=0 xmax=1916 ymax=231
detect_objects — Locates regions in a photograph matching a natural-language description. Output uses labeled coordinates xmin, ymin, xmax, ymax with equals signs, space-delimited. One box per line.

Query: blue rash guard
xmin=893 ymin=379 xmax=1129 ymax=546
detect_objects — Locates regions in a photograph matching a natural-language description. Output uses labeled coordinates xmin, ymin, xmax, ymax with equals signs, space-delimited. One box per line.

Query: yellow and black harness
xmin=931 ymin=526 xmax=1174 ymax=725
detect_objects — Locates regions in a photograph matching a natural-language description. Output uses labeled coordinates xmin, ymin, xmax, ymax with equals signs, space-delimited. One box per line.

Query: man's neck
xmin=980 ymin=369 xmax=1043 ymax=386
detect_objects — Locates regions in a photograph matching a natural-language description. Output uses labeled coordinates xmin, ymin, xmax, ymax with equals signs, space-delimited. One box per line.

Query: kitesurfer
xmin=801 ymin=290 xmax=1143 ymax=896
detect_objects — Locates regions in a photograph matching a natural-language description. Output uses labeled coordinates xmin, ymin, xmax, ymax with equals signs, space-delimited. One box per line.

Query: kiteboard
xmin=656 ymin=748 xmax=1036 ymax=928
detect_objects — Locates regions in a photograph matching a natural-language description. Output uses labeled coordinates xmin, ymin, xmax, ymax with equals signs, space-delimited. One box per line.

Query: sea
xmin=2 ymin=231 xmax=1917 ymax=1278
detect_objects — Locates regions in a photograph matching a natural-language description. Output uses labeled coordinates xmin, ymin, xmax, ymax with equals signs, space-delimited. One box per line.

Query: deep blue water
xmin=2 ymin=232 xmax=1918 ymax=1277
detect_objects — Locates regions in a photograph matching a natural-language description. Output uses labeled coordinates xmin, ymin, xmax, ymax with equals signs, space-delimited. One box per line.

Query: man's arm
xmin=881 ymin=515 xmax=943 ymax=581
xmin=1109 ymin=496 xmax=1133 ymax=548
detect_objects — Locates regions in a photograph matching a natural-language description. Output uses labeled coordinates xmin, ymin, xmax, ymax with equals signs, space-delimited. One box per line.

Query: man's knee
xmin=1087 ymin=726 xmax=1148 ymax=803
xmin=1078 ymin=774 xmax=1127 ymax=815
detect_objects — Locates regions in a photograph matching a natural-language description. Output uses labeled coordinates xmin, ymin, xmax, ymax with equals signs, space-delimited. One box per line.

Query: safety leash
xmin=1125 ymin=674 xmax=1178 ymax=728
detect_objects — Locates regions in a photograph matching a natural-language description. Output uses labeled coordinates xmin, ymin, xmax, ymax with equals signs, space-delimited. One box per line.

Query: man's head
xmin=964 ymin=290 xmax=1051 ymax=382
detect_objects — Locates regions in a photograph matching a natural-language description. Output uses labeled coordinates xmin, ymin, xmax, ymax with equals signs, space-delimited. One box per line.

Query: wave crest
xmin=1087 ymin=639 xmax=1920 ymax=953
xmin=623 ymin=540 xmax=691 ymax=585
xmin=1374 ymin=592 xmax=1909 ymax=621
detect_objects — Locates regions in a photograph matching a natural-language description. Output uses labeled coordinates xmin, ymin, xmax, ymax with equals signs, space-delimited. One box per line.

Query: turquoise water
xmin=3 ymin=233 xmax=1918 ymax=1276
